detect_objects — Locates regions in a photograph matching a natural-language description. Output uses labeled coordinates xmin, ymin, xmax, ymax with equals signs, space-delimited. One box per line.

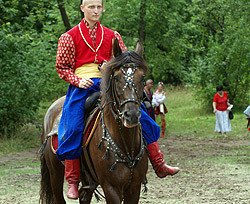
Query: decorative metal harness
xmin=97 ymin=63 xmax=146 ymax=188
xmin=111 ymin=63 xmax=142 ymax=115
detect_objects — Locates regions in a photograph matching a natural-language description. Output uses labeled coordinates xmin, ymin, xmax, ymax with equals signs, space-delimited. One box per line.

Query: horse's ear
xmin=113 ymin=38 xmax=122 ymax=57
xmin=135 ymin=40 xmax=144 ymax=56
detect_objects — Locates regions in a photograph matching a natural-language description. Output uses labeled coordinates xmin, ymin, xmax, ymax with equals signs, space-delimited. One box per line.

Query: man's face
xmin=146 ymin=81 xmax=153 ymax=89
xmin=81 ymin=0 xmax=103 ymax=25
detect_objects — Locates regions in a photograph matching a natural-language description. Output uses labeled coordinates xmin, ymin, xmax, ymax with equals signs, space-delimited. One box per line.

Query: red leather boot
xmin=160 ymin=118 xmax=166 ymax=137
xmin=147 ymin=142 xmax=179 ymax=178
xmin=65 ymin=159 xmax=80 ymax=199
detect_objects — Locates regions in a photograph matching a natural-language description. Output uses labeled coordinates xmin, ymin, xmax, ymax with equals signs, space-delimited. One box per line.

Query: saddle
xmin=39 ymin=92 xmax=101 ymax=154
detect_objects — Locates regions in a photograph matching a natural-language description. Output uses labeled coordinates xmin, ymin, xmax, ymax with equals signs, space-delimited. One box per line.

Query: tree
xmin=190 ymin=0 xmax=250 ymax=110
xmin=143 ymin=0 xmax=194 ymax=84
xmin=0 ymin=0 xmax=68 ymax=136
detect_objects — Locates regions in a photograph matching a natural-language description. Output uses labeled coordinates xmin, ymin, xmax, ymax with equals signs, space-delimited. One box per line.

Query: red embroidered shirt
xmin=56 ymin=19 xmax=127 ymax=87
xmin=83 ymin=19 xmax=98 ymax=47
xmin=213 ymin=92 xmax=229 ymax=111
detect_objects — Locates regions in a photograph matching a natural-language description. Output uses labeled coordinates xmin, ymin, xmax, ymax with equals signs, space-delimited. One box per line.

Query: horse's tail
xmin=39 ymin=152 xmax=54 ymax=204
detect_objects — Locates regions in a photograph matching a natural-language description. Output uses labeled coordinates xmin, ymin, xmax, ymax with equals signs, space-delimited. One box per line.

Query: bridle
xmin=108 ymin=63 xmax=144 ymax=119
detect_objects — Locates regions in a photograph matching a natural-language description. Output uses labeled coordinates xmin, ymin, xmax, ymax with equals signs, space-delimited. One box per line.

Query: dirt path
xmin=0 ymin=135 xmax=249 ymax=204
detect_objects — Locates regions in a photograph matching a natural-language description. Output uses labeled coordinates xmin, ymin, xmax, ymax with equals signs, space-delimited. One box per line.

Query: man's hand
xmin=79 ymin=78 xmax=94 ymax=89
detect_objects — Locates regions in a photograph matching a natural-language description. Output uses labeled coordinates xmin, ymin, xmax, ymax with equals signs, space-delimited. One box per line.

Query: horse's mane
xmin=101 ymin=50 xmax=149 ymax=104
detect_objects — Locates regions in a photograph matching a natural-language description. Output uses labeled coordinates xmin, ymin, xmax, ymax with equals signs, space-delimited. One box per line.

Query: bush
xmin=193 ymin=34 xmax=250 ymax=112
xmin=191 ymin=0 xmax=250 ymax=111
xmin=0 ymin=25 xmax=66 ymax=137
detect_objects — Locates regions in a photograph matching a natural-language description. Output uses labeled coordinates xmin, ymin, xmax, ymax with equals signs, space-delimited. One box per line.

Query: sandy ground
xmin=0 ymin=135 xmax=249 ymax=204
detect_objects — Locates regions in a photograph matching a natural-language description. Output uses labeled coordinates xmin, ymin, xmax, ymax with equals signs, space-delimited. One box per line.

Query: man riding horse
xmin=55 ymin=0 xmax=179 ymax=199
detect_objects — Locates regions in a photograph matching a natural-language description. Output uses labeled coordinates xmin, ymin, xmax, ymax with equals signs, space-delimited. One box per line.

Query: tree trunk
xmin=57 ymin=0 xmax=71 ymax=31
xmin=139 ymin=0 xmax=146 ymax=43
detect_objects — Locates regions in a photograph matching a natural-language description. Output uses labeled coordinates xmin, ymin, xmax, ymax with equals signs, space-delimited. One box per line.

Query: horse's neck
xmin=104 ymin=108 xmax=141 ymax=152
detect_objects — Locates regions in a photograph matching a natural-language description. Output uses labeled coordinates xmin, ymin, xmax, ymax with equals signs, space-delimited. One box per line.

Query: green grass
xmin=0 ymin=100 xmax=55 ymax=156
xmin=0 ymin=125 xmax=41 ymax=156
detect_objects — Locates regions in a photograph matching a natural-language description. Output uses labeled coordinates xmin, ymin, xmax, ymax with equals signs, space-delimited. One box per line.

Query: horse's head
xmin=101 ymin=40 xmax=148 ymax=128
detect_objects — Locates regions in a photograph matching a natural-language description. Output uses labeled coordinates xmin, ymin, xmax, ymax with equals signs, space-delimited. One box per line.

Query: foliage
xmin=101 ymin=0 xmax=140 ymax=49
xmin=0 ymin=0 xmax=56 ymax=32
xmin=190 ymin=0 xmax=250 ymax=110
xmin=0 ymin=0 xmax=71 ymax=136
xmin=102 ymin=0 xmax=195 ymax=84
xmin=0 ymin=26 xmax=48 ymax=135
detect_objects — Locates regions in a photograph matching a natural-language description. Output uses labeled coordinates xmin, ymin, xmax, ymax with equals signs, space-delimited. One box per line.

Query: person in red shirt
xmin=213 ymin=85 xmax=231 ymax=136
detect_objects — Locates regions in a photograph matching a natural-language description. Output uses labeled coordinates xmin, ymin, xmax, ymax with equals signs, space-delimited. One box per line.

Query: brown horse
xmin=39 ymin=40 xmax=149 ymax=204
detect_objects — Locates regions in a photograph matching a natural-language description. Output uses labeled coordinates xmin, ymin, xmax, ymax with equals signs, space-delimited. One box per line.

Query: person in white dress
xmin=152 ymin=82 xmax=168 ymax=137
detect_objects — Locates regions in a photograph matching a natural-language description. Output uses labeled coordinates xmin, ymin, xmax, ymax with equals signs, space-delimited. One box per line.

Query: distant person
xmin=152 ymin=82 xmax=168 ymax=137
xmin=243 ymin=106 xmax=250 ymax=131
xmin=143 ymin=79 xmax=155 ymax=120
xmin=212 ymin=85 xmax=231 ymax=136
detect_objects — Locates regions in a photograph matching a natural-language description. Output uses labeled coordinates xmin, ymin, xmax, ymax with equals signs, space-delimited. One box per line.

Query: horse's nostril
xmin=124 ymin=111 xmax=131 ymax=119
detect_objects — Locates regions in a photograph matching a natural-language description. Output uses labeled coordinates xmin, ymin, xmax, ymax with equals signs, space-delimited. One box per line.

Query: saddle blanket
xmin=50 ymin=109 xmax=101 ymax=154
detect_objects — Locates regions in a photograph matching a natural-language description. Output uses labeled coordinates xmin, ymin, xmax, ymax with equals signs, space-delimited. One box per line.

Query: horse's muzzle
xmin=122 ymin=109 xmax=141 ymax=128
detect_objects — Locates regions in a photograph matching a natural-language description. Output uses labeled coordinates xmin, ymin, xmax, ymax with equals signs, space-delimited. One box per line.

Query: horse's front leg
xmin=102 ymin=185 xmax=123 ymax=204
xmin=123 ymin=184 xmax=141 ymax=204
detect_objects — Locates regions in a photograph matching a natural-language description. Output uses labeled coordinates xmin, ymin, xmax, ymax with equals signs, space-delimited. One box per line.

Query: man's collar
xmin=83 ymin=18 xmax=98 ymax=28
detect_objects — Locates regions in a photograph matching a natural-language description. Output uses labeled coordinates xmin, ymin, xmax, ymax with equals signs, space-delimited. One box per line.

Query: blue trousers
xmin=57 ymin=79 xmax=160 ymax=161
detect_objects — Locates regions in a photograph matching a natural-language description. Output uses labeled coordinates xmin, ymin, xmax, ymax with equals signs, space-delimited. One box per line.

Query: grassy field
xmin=157 ymin=87 xmax=248 ymax=139
xmin=0 ymin=87 xmax=249 ymax=204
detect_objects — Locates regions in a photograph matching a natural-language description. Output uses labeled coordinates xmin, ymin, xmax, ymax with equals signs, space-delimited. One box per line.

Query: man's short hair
xmin=146 ymin=79 xmax=153 ymax=85
xmin=82 ymin=0 xmax=103 ymax=6
xmin=81 ymin=0 xmax=105 ymax=11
